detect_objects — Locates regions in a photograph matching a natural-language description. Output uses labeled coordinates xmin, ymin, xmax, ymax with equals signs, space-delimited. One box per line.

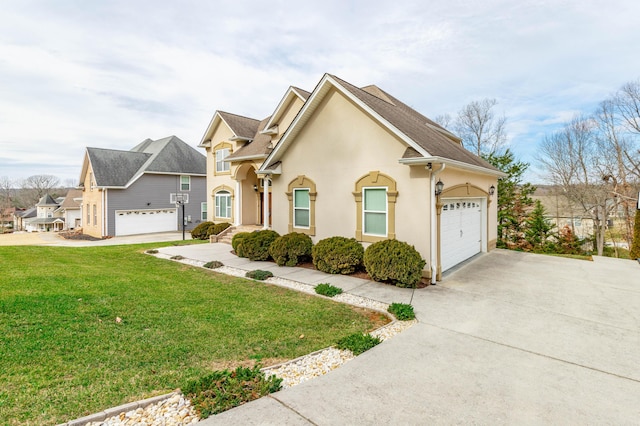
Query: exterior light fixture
xmin=489 ymin=185 xmax=496 ymax=196
xmin=253 ymin=184 xmax=258 ymax=192
xmin=435 ymin=179 xmax=444 ymax=196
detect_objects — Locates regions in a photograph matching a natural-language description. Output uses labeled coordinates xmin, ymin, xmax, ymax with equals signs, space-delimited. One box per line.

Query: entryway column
xmin=262 ymin=178 xmax=270 ymax=230
xmin=235 ymin=180 xmax=241 ymax=226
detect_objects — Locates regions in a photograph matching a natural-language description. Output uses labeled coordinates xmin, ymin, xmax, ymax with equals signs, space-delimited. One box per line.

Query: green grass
xmin=0 ymin=243 xmax=384 ymax=425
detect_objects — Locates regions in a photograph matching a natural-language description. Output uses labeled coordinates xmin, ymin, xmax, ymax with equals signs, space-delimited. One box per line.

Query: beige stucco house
xmin=199 ymin=74 xmax=504 ymax=281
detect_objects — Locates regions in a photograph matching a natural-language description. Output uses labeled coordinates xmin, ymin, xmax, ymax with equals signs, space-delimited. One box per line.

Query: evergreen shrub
xmin=269 ymin=232 xmax=313 ymax=266
xmin=312 ymin=236 xmax=364 ymax=275
xmin=240 ymin=230 xmax=280 ymax=261
xmin=363 ymin=239 xmax=426 ymax=288
xmin=232 ymin=232 xmax=252 ymax=255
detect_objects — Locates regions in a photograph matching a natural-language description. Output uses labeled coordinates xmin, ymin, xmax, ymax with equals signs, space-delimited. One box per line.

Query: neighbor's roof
xmin=57 ymin=189 xmax=83 ymax=210
xmin=261 ymin=73 xmax=501 ymax=176
xmin=36 ymin=194 xmax=60 ymax=207
xmin=85 ymin=136 xmax=206 ymax=188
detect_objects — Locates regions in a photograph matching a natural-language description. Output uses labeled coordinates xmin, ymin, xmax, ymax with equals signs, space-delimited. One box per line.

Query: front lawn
xmin=0 ymin=244 xmax=386 ymax=425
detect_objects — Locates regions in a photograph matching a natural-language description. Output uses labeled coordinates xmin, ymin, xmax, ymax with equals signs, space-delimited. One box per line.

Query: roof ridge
xmin=218 ymin=111 xmax=261 ymax=122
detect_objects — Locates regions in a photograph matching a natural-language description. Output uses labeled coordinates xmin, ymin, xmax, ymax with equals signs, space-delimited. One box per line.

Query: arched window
xmin=353 ymin=171 xmax=398 ymax=243
xmin=212 ymin=185 xmax=234 ymax=221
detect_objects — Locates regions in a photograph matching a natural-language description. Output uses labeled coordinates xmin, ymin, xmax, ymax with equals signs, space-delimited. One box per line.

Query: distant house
xmin=56 ymin=188 xmax=83 ymax=231
xmin=199 ymin=74 xmax=504 ymax=281
xmin=24 ymin=194 xmax=65 ymax=232
xmin=79 ymin=136 xmax=206 ymax=238
xmin=14 ymin=207 xmax=35 ymax=231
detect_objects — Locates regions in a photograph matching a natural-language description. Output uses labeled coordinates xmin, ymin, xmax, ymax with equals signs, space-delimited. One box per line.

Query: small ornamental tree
xmin=630 ymin=211 xmax=640 ymax=259
xmin=525 ymin=200 xmax=555 ymax=251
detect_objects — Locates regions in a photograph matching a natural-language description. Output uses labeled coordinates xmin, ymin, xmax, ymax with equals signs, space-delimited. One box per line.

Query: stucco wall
xmin=270 ymin=88 xmax=433 ymax=263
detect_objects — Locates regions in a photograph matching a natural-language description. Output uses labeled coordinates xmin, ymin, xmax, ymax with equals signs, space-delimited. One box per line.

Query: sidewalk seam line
xmin=268 ymin=395 xmax=318 ymax=425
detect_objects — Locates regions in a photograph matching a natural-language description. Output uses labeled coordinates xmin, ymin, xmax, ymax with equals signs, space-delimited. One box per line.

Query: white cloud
xmin=1 ymin=0 xmax=640 ymax=184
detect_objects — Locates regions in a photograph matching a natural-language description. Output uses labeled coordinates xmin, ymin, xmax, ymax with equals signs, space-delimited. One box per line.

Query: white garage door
xmin=115 ymin=209 xmax=177 ymax=236
xmin=441 ymin=199 xmax=483 ymax=272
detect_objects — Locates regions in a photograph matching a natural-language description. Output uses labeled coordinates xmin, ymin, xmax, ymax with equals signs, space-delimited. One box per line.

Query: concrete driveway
xmin=0 ymin=231 xmax=191 ymax=246
xmin=204 ymin=249 xmax=640 ymax=425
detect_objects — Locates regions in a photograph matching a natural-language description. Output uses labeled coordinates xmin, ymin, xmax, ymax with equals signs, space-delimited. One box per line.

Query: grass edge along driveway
xmin=0 ymin=243 xmax=387 ymax=425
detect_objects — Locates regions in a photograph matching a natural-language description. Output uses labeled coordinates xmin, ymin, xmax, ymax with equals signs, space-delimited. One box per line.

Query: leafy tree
xmin=525 ymin=200 xmax=555 ymax=250
xmin=630 ymin=211 xmax=640 ymax=259
xmin=482 ymin=149 xmax=536 ymax=248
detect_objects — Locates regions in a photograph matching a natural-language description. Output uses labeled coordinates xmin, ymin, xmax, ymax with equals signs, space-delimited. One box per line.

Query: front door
xmin=259 ymin=192 xmax=272 ymax=226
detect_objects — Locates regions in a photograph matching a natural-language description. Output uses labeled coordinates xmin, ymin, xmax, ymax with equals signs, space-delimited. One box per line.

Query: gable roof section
xmin=36 ymin=194 xmax=60 ymax=207
xmin=57 ymin=189 xmax=83 ymax=210
xmin=199 ymin=111 xmax=261 ymax=147
xmin=85 ymin=136 xmax=205 ymax=188
xmin=226 ymin=117 xmax=272 ymax=161
xmin=262 ymin=86 xmax=311 ymax=132
xmin=261 ymin=73 xmax=501 ymax=176
xmin=87 ymin=148 xmax=151 ymax=187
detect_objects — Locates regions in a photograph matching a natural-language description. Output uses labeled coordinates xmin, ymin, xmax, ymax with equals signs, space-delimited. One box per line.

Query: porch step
xmin=216 ymin=225 xmax=264 ymax=245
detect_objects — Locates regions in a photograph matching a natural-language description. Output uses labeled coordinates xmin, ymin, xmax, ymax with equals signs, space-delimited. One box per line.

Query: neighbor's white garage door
xmin=441 ymin=198 xmax=482 ymax=272
xmin=115 ymin=209 xmax=177 ymax=236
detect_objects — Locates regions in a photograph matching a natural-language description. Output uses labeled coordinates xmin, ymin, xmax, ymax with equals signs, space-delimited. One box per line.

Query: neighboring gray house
xmin=79 ymin=136 xmax=206 ymax=238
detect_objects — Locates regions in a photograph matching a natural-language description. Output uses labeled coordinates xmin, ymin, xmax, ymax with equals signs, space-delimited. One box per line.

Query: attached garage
xmin=115 ymin=209 xmax=177 ymax=236
xmin=440 ymin=198 xmax=484 ymax=272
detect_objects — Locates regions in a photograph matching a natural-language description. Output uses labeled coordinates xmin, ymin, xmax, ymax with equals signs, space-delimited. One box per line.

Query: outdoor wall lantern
xmin=489 ymin=185 xmax=496 ymax=196
xmin=253 ymin=184 xmax=258 ymax=192
xmin=435 ymin=179 xmax=444 ymax=196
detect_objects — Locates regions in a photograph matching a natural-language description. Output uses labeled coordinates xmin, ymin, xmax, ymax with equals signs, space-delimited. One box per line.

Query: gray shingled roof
xmin=218 ymin=112 xmax=261 ymax=140
xmin=331 ymin=75 xmax=499 ymax=172
xmin=88 ymin=136 xmax=205 ymax=188
xmin=36 ymin=194 xmax=60 ymax=207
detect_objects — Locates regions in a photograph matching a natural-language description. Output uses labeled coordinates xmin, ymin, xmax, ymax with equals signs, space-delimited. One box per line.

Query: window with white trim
xmin=180 ymin=175 xmax=190 ymax=191
xmin=293 ymin=188 xmax=310 ymax=228
xmin=86 ymin=203 xmax=90 ymax=225
xmin=215 ymin=190 xmax=231 ymax=219
xmin=215 ymin=148 xmax=230 ymax=173
xmin=363 ymin=187 xmax=387 ymax=236
xmin=201 ymin=202 xmax=207 ymax=221
xmin=93 ymin=204 xmax=97 ymax=226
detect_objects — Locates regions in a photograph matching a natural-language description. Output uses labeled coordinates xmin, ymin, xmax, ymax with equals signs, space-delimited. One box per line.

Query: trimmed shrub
xmin=191 ymin=221 xmax=215 ymax=240
xmin=203 ymin=260 xmax=224 ymax=269
xmin=312 ymin=236 xmax=364 ymax=275
xmin=314 ymin=283 xmax=343 ymax=297
xmin=388 ymin=302 xmax=415 ymax=320
xmin=364 ymin=239 xmax=426 ymax=288
xmin=245 ymin=269 xmax=273 ymax=280
xmin=336 ymin=333 xmax=381 ymax=355
xmin=269 ymin=232 xmax=313 ymax=266
xmin=145 ymin=249 xmax=158 ymax=254
xmin=232 ymin=232 xmax=252 ymax=255
xmin=239 ymin=230 xmax=280 ymax=261
xmin=183 ymin=366 xmax=282 ymax=419
xmin=170 ymin=255 xmax=185 ymax=260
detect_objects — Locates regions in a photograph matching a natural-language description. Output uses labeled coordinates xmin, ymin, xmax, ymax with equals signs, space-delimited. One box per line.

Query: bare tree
xmin=613 ymin=80 xmax=640 ymax=178
xmin=433 ymin=113 xmax=453 ymax=129
xmin=454 ymin=98 xmax=507 ymax=156
xmin=538 ymin=116 xmax=612 ymax=255
xmin=19 ymin=174 xmax=61 ymax=207
xmin=0 ymin=176 xmax=14 ymax=229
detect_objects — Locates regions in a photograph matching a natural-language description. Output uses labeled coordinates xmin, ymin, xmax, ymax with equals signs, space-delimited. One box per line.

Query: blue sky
xmin=1 ymin=0 xmax=639 ymax=184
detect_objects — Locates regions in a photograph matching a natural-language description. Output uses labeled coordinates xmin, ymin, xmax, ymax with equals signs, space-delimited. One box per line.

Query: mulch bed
xmin=59 ymin=231 xmax=103 ymax=241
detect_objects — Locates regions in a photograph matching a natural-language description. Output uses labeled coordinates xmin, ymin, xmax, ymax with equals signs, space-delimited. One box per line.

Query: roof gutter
xmin=229 ymin=136 xmax=253 ymax=142
xmin=227 ymin=154 xmax=268 ymax=162
xmin=399 ymin=156 xmax=507 ymax=177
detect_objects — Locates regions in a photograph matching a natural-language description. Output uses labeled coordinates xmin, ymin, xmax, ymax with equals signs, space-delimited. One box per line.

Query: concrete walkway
xmin=156 ymin=245 xmax=640 ymax=425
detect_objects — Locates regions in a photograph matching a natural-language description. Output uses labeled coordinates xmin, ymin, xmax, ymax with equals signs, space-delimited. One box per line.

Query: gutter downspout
xmin=102 ymin=189 xmax=107 ymax=237
xmin=430 ymin=164 xmax=445 ymax=284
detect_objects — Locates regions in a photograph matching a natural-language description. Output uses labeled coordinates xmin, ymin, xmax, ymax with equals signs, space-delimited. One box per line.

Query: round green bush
xmin=269 ymin=232 xmax=313 ymax=266
xmin=191 ymin=221 xmax=215 ymax=240
xmin=239 ymin=230 xmax=281 ymax=261
xmin=232 ymin=232 xmax=252 ymax=255
xmin=364 ymin=239 xmax=426 ymax=288
xmin=312 ymin=236 xmax=363 ymax=275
